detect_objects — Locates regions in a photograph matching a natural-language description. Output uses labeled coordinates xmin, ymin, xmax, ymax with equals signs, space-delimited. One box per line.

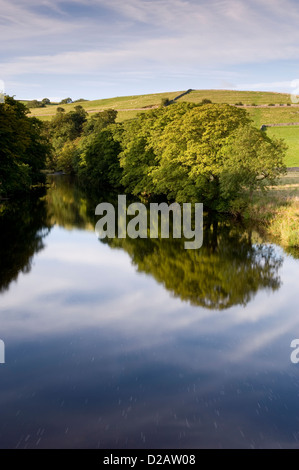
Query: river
xmin=0 ymin=175 xmax=298 ymax=449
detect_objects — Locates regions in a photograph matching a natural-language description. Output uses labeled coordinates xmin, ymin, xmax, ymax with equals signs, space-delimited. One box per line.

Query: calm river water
xmin=0 ymin=176 xmax=298 ymax=449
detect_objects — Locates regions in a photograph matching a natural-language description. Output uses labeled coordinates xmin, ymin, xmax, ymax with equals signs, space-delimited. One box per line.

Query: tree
xmin=60 ymin=97 xmax=72 ymax=105
xmin=117 ymin=102 xmax=286 ymax=211
xmin=219 ymin=125 xmax=287 ymax=208
xmin=83 ymin=109 xmax=118 ymax=136
xmin=27 ymin=99 xmax=45 ymax=108
xmin=77 ymin=127 xmax=122 ymax=188
xmin=48 ymin=106 xmax=88 ymax=169
xmin=41 ymin=98 xmax=51 ymax=106
xmin=118 ymin=102 xmax=195 ymax=197
xmin=0 ymin=96 xmax=50 ymax=197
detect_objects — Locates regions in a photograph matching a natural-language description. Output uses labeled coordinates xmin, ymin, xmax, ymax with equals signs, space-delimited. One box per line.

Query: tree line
xmin=43 ymin=100 xmax=287 ymax=213
xmin=1 ymin=96 xmax=287 ymax=213
xmin=0 ymin=97 xmax=50 ymax=197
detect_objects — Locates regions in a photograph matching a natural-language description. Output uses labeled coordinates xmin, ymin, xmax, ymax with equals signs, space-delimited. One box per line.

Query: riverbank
xmin=246 ymin=172 xmax=299 ymax=250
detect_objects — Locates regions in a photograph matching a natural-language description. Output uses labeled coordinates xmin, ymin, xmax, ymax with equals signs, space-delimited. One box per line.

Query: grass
xmin=116 ymin=109 xmax=146 ymax=122
xmin=27 ymin=89 xmax=297 ymax=120
xmin=180 ymin=89 xmax=294 ymax=105
xmin=247 ymin=107 xmax=299 ymax=127
xmin=247 ymin=172 xmax=299 ymax=250
xmin=266 ymin=127 xmax=299 ymax=167
xmin=28 ymin=91 xmax=181 ymax=119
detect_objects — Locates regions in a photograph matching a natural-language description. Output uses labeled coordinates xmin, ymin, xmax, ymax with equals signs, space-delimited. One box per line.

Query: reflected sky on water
xmin=0 ymin=177 xmax=298 ymax=449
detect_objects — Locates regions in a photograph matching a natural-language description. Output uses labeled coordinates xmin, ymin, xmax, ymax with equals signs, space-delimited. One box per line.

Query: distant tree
xmin=28 ymin=99 xmax=45 ymax=108
xmin=41 ymin=98 xmax=51 ymax=106
xmin=56 ymin=107 xmax=65 ymax=113
xmin=60 ymin=97 xmax=73 ymax=105
xmin=201 ymin=99 xmax=212 ymax=104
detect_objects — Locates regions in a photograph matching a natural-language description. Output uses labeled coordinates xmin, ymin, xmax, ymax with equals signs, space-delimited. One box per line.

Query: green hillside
xmin=24 ymin=89 xmax=299 ymax=166
xmin=27 ymin=89 xmax=297 ymax=120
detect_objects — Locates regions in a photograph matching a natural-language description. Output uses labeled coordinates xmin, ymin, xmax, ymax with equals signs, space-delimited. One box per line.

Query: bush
xmin=161 ymin=98 xmax=171 ymax=107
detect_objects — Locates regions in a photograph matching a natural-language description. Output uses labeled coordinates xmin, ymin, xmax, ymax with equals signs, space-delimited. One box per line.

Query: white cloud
xmin=2 ymin=0 xmax=299 ymax=96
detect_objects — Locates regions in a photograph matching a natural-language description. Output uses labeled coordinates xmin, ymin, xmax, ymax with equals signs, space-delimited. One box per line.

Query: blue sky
xmin=1 ymin=0 xmax=299 ymax=101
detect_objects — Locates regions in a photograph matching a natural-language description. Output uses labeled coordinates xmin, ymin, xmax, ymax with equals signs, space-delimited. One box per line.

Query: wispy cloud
xmin=2 ymin=0 xmax=299 ymax=97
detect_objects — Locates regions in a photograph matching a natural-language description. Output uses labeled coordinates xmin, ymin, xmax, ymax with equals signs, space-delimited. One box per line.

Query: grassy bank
xmin=247 ymin=172 xmax=299 ymax=250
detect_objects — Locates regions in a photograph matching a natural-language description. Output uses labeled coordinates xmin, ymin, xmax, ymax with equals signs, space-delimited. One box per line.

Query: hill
xmin=24 ymin=89 xmax=299 ymax=166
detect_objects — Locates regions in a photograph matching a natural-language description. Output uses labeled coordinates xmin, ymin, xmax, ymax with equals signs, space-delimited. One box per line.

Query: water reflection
xmin=0 ymin=176 xmax=298 ymax=449
xmin=0 ymin=192 xmax=51 ymax=293
xmin=45 ymin=176 xmax=283 ymax=310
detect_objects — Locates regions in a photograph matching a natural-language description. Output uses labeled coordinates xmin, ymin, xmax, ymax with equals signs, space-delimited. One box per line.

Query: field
xmin=24 ymin=89 xmax=299 ymax=166
xmin=266 ymin=127 xmax=299 ymax=167
xmin=26 ymin=89 xmax=298 ymax=120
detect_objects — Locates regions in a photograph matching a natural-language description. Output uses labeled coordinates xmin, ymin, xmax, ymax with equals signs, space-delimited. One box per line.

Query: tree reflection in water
xmin=0 ymin=190 xmax=52 ymax=292
xmin=0 ymin=175 xmax=283 ymax=309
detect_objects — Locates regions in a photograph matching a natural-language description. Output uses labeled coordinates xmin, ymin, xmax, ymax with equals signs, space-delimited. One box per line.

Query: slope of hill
xmin=24 ymin=89 xmax=299 ymax=167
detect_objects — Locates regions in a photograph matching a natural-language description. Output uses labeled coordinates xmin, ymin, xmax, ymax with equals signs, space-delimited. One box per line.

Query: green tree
xmin=0 ymin=96 xmax=50 ymax=197
xmin=78 ymin=127 xmax=122 ymax=188
xmin=41 ymin=98 xmax=51 ymax=106
xmin=60 ymin=97 xmax=72 ymax=104
xmin=219 ymin=125 xmax=287 ymax=209
xmin=48 ymin=106 xmax=88 ymax=171
xmin=118 ymin=102 xmax=195 ymax=197
xmin=83 ymin=109 xmax=118 ymax=136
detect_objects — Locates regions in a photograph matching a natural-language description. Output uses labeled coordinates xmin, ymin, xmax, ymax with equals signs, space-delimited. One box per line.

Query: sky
xmin=1 ymin=0 xmax=299 ymax=101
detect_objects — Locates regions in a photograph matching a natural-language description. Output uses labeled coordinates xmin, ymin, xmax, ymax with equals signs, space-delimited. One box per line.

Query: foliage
xmin=117 ymin=102 xmax=285 ymax=211
xmin=60 ymin=97 xmax=73 ymax=104
xmin=0 ymin=96 xmax=50 ymax=197
xmin=161 ymin=98 xmax=171 ymax=107
xmin=46 ymin=105 xmax=88 ymax=169
xmin=106 ymin=218 xmax=283 ymax=310
xmin=77 ymin=127 xmax=122 ymax=188
xmin=41 ymin=98 xmax=51 ymax=106
xmin=27 ymin=99 xmax=45 ymax=108
xmin=83 ymin=109 xmax=117 ymax=136
xmin=43 ymin=100 xmax=287 ymax=215
xmin=117 ymin=102 xmax=195 ymax=197
xmin=46 ymin=106 xmax=122 ymax=184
